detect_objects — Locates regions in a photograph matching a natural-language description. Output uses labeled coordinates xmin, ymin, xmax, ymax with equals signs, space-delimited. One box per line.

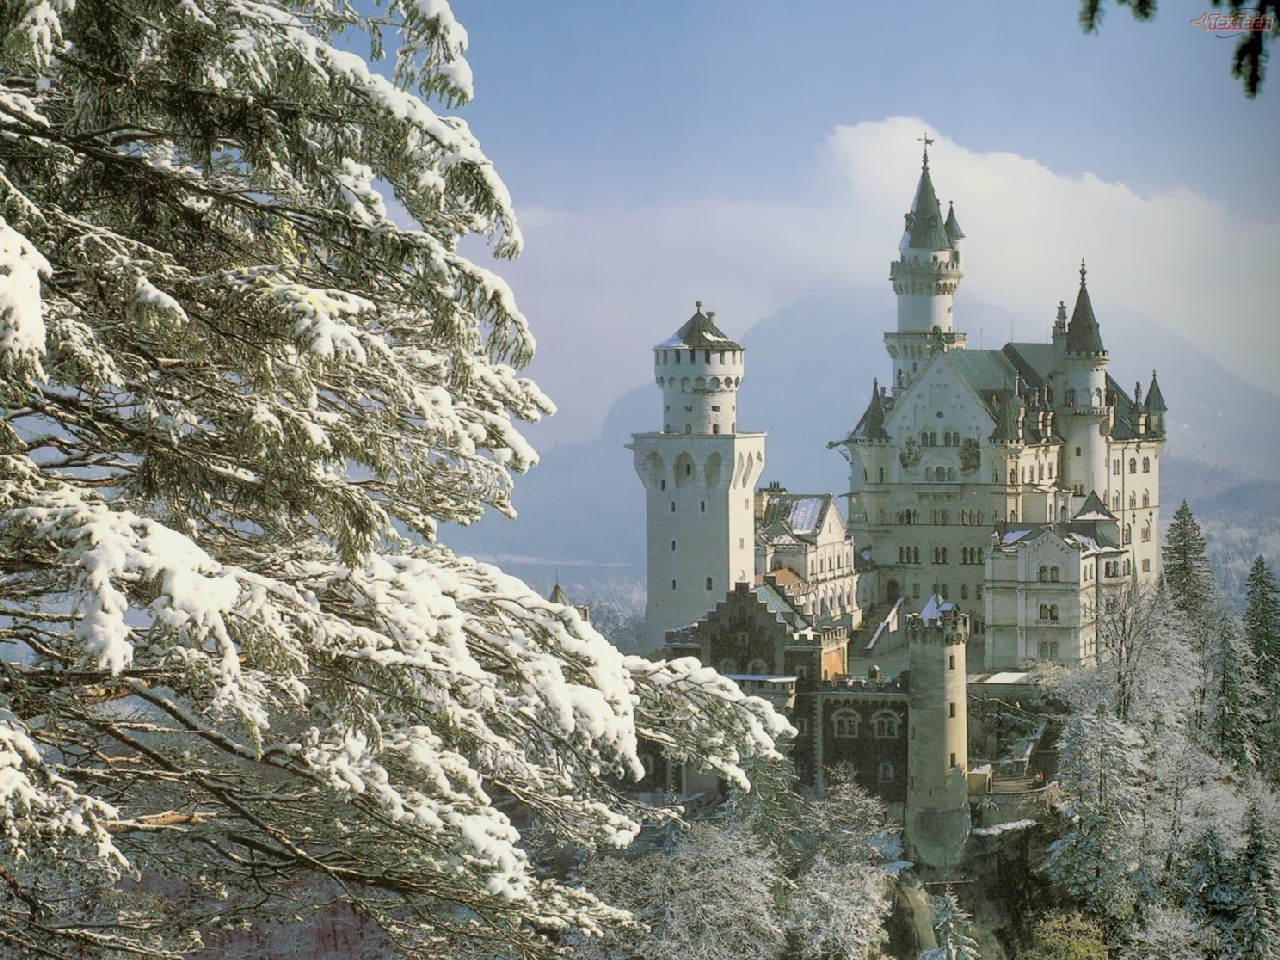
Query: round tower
xmin=905 ymin=597 xmax=971 ymax=872
xmin=1058 ymin=261 xmax=1111 ymax=499
xmin=885 ymin=140 xmax=966 ymax=395
xmin=629 ymin=304 xmax=766 ymax=650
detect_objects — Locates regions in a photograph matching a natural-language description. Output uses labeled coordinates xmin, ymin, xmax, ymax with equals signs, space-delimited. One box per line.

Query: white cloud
xmin=493 ymin=116 xmax=1279 ymax=448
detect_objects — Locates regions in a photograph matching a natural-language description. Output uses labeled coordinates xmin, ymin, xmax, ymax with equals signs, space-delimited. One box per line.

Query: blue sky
xmin=435 ymin=1 xmax=1279 ymax=447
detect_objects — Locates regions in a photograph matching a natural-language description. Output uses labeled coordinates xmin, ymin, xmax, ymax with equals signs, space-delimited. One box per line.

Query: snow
xmin=0 ymin=215 xmax=50 ymax=368
xmin=972 ymin=819 xmax=1037 ymax=837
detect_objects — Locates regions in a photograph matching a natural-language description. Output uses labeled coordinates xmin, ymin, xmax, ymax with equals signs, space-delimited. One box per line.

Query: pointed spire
xmin=1065 ymin=259 xmax=1106 ymax=355
xmin=944 ymin=200 xmax=965 ymax=241
xmin=1146 ymin=369 xmax=1167 ymax=413
xmin=904 ymin=147 xmax=951 ymax=252
xmin=549 ymin=581 xmax=571 ymax=606
xmin=1055 ymin=300 xmax=1067 ymax=328
xmin=990 ymin=390 xmax=1025 ymax=444
xmin=853 ymin=378 xmax=890 ymax=441
xmin=1131 ymin=381 xmax=1144 ymax=412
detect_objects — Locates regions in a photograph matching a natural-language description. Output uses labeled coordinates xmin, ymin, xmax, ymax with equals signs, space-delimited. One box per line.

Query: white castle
xmin=625 ymin=145 xmax=1169 ymax=868
xmin=631 ymin=142 xmax=1166 ymax=673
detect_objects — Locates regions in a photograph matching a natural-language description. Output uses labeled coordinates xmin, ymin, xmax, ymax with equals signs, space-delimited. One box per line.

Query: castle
xmin=627 ymin=144 xmax=1166 ymax=868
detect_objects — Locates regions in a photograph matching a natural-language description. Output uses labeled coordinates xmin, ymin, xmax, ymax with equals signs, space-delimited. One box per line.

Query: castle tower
xmin=886 ymin=138 xmax=966 ymax=395
xmin=1057 ymin=262 xmax=1111 ymax=499
xmin=905 ymin=596 xmax=971 ymax=872
xmin=630 ymin=304 xmax=766 ymax=650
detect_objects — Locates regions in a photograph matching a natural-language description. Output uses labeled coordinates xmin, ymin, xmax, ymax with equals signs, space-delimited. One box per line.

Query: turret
xmin=885 ymin=139 xmax=966 ymax=393
xmin=1145 ymin=369 xmax=1167 ymax=436
xmin=905 ymin=597 xmax=971 ymax=872
xmin=655 ymin=303 xmax=744 ymax=436
xmin=890 ymin=141 xmax=964 ymax=336
xmin=630 ymin=303 xmax=766 ymax=650
xmin=1058 ymin=262 xmax=1111 ymax=498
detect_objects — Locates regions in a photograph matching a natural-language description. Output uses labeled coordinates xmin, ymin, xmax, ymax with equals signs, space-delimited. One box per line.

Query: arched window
xmin=1129 ymin=458 xmax=1137 ymax=474
xmin=748 ymin=658 xmax=769 ymax=675
xmin=873 ymin=710 xmax=901 ymax=738
xmin=1128 ymin=492 xmax=1136 ymax=509
xmin=1123 ymin=524 xmax=1132 ymax=545
xmin=833 ymin=710 xmax=861 ymax=738
xmin=1141 ymin=522 xmax=1151 ymax=542
xmin=878 ymin=467 xmax=885 ymax=483
xmin=1038 ymin=565 xmax=1048 ymax=582
xmin=1050 ymin=604 xmax=1059 ymax=621
xmin=705 ymin=577 xmax=714 ymax=591
xmin=925 ymin=467 xmax=933 ymax=481
xmin=1050 ymin=566 xmax=1060 ymax=582
xmin=720 ymin=659 xmax=736 ymax=674
xmin=1142 ymin=457 xmax=1151 ymax=473
xmin=878 ymin=763 xmax=894 ymax=782
xmin=947 ymin=467 xmax=956 ymax=481
xmin=1039 ymin=603 xmax=1049 ymax=620
xmin=1142 ymin=490 xmax=1150 ymax=508
xmin=929 ymin=432 xmax=937 ymax=446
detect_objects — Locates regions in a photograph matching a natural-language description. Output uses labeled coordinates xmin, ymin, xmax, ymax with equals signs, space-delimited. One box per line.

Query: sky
xmin=433 ymin=1 xmax=1280 ymax=450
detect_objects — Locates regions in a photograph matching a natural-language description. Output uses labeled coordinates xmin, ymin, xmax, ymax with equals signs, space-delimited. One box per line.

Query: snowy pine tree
xmin=1243 ymin=557 xmax=1280 ymax=783
xmin=1227 ymin=802 xmax=1280 ymax=960
xmin=920 ymin=886 xmax=981 ymax=960
xmin=1205 ymin=620 xmax=1256 ymax=769
xmin=1164 ymin=501 xmax=1215 ymax=628
xmin=0 ymin=2 xmax=788 ymax=956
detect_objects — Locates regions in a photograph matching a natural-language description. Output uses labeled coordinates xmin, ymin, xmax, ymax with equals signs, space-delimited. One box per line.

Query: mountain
xmin=444 ymin=290 xmax=1280 ymax=594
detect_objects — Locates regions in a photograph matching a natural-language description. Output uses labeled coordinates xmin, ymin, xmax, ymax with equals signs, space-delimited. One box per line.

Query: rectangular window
xmin=1141 ymin=559 xmax=1151 ymax=572
xmin=948 ymin=655 xmax=955 ymax=671
xmin=950 ymin=752 xmax=957 ymax=768
xmin=949 ymin=702 xmax=956 ymax=718
xmin=671 ymin=579 xmax=677 ymax=590
xmin=670 ymin=540 xmax=676 ymax=551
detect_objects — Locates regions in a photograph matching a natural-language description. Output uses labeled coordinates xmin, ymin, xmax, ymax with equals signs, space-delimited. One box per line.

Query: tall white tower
xmin=905 ymin=597 xmax=971 ymax=872
xmin=630 ymin=304 xmax=766 ymax=650
xmin=885 ymin=139 xmax=967 ymax=396
xmin=1053 ymin=261 xmax=1111 ymax=500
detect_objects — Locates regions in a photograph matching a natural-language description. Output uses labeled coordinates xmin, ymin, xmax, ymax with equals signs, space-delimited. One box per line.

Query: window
xmin=1039 ymin=603 xmax=1049 ymax=620
xmin=879 ymin=467 xmax=885 ymax=483
xmin=1050 ymin=604 xmax=1059 ymax=621
xmin=700 ymin=501 xmax=706 ymax=513
xmin=670 ymin=540 xmax=676 ymax=551
xmin=1113 ymin=460 xmax=1121 ymax=475
xmin=913 ymin=584 xmax=920 ymax=599
xmin=1129 ymin=458 xmax=1137 ymax=474
xmin=1142 ymin=457 xmax=1151 ymax=473
xmin=873 ymin=711 xmax=901 ymax=738
xmin=1123 ymin=524 xmax=1132 ymax=545
xmin=1051 ymin=566 xmax=1060 ymax=582
xmin=961 ymin=584 xmax=968 ymax=600
xmin=671 ymin=579 xmax=677 ymax=590
xmin=950 ymin=752 xmax=957 ymax=768
xmin=948 ymin=654 xmax=956 ymax=671
xmin=949 ymin=702 xmax=956 ymax=718
xmin=833 ymin=710 xmax=861 ymax=738
xmin=1141 ymin=522 xmax=1151 ymax=542
xmin=706 ymin=577 xmax=713 ymax=591
xmin=1038 ymin=565 xmax=1048 ymax=582
xmin=748 ymin=658 xmax=769 ymax=675
xmin=878 ymin=763 xmax=895 ymax=782
xmin=670 ymin=501 xmax=676 ymax=512
xmin=1075 ymin=446 xmax=1082 ymax=457
xmin=660 ymin=479 xmax=666 ymax=491
xmin=720 ymin=659 xmax=736 ymax=674
xmin=1141 ymin=558 xmax=1151 ymax=573
xmin=1142 ymin=490 xmax=1150 ymax=508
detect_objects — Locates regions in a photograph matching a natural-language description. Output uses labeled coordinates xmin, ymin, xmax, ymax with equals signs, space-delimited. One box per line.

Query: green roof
xmin=1146 ymin=370 xmax=1167 ymax=413
xmin=1065 ymin=268 xmax=1106 ymax=355
xmin=944 ymin=201 xmax=965 ymax=240
xmin=851 ymin=379 xmax=890 ymax=441
xmin=905 ymin=164 xmax=951 ymax=251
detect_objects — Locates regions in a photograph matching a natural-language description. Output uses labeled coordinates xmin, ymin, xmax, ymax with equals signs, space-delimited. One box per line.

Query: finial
xmin=918 ymin=131 xmax=934 ymax=167
xmin=1151 ymin=368 xmax=1157 ymax=380
xmin=1056 ymin=300 xmax=1067 ymax=323
xmin=1079 ymin=258 xmax=1087 ymax=285
xmin=707 ymin=311 xmax=715 ymax=321
xmin=695 ymin=300 xmax=702 ymax=312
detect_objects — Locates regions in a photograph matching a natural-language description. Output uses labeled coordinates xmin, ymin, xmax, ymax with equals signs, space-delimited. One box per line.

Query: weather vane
xmin=918 ymin=132 xmax=934 ymax=165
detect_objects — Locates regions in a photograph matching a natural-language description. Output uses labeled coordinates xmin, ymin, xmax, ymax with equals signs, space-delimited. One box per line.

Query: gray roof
xmin=905 ymin=162 xmax=952 ymax=251
xmin=657 ymin=304 xmax=742 ymax=350
xmin=1065 ymin=269 xmax=1106 ymax=355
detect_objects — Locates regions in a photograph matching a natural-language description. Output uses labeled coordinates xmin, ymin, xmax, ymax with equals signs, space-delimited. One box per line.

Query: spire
xmin=1065 ymin=259 xmax=1106 ymax=355
xmin=853 ymin=378 xmax=890 ymax=441
xmin=944 ymin=200 xmax=965 ymax=241
xmin=1146 ymin=369 xmax=1167 ymax=413
xmin=902 ymin=140 xmax=950 ymax=253
xmin=1131 ymin=381 xmax=1144 ymax=415
xmin=548 ymin=582 xmax=571 ymax=606
xmin=989 ymin=390 xmax=1025 ymax=444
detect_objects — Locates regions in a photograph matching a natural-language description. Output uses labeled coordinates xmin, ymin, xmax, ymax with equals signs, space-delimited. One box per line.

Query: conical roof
xmin=548 ymin=582 xmax=571 ymax=605
xmin=989 ymin=390 xmax=1025 ymax=444
xmin=905 ymin=158 xmax=951 ymax=252
xmin=1065 ymin=261 xmax=1106 ymax=355
xmin=1146 ymin=369 xmax=1167 ymax=413
xmin=1072 ymin=490 xmax=1116 ymax=522
xmin=657 ymin=302 xmax=742 ymax=350
xmin=852 ymin=379 xmax=890 ymax=441
xmin=944 ymin=200 xmax=965 ymax=241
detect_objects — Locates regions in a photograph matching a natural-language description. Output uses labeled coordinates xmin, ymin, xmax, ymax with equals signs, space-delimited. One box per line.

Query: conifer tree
xmin=1243 ymin=556 xmax=1280 ymax=782
xmin=1163 ymin=501 xmax=1215 ymax=627
xmin=1206 ymin=621 xmax=1256 ymax=769
xmin=1227 ymin=802 xmax=1279 ymax=960
xmin=0 ymin=2 xmax=787 ymax=956
xmin=921 ymin=887 xmax=981 ymax=960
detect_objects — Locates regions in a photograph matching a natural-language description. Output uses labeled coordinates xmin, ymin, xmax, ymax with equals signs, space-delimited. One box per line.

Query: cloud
xmin=496 ymin=116 xmax=1279 ymax=449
